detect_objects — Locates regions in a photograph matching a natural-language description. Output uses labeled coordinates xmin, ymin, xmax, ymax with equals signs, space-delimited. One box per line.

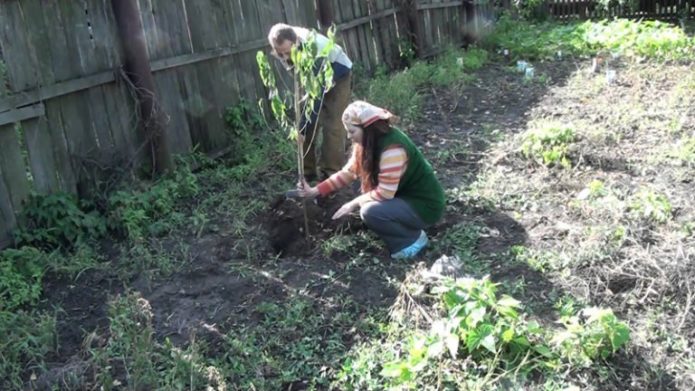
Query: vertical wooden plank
xmin=30 ymin=1 xmax=78 ymax=193
xmin=358 ymin=0 xmax=379 ymax=69
xmin=422 ymin=0 xmax=434 ymax=55
xmin=17 ymin=0 xmax=62 ymax=195
xmin=334 ymin=0 xmax=361 ymax=72
xmin=0 ymin=1 xmax=39 ymax=93
xmin=372 ymin=0 xmax=395 ymax=69
xmin=154 ymin=0 xmax=196 ymax=155
xmin=83 ymin=0 xmax=126 ymax=161
xmin=181 ymin=0 xmax=222 ymax=152
xmin=380 ymin=0 xmax=400 ymax=69
xmin=349 ymin=0 xmax=373 ymax=71
xmin=149 ymin=0 xmax=195 ymax=155
xmin=23 ymin=117 xmax=61 ymax=193
xmin=53 ymin=1 xmax=102 ymax=194
xmin=230 ymin=0 xmax=267 ymax=106
xmin=0 ymin=124 xmax=31 ymax=214
xmin=366 ymin=0 xmax=384 ymax=66
xmin=0 ymin=166 xmax=17 ymax=245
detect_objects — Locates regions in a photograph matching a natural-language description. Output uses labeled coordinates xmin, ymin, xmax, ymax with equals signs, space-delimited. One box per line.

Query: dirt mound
xmin=265 ymin=188 xmax=363 ymax=257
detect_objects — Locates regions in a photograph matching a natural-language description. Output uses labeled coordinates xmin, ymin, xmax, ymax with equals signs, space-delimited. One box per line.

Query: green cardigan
xmin=377 ymin=127 xmax=445 ymax=225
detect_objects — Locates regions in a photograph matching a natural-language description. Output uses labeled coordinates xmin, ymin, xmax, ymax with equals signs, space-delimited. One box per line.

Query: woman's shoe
xmin=391 ymin=230 xmax=428 ymax=260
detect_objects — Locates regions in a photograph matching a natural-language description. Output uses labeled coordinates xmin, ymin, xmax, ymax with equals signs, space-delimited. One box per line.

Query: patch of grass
xmin=668 ymin=136 xmax=695 ymax=167
xmin=321 ymin=234 xmax=357 ymax=256
xmin=0 ymin=247 xmax=48 ymax=311
xmin=89 ymin=292 xmax=224 ymax=390
xmin=628 ymin=189 xmax=673 ymax=223
xmin=485 ymin=16 xmax=695 ymax=61
xmin=355 ymin=276 xmax=630 ymax=389
xmin=520 ymin=121 xmax=576 ymax=168
xmin=365 ymin=67 xmax=423 ymax=124
xmin=510 ymin=245 xmax=569 ymax=273
xmin=106 ymin=160 xmax=199 ymax=241
xmin=222 ymin=295 xmax=384 ymax=390
xmin=14 ymin=193 xmax=106 ymax=250
xmin=360 ymin=46 xmax=489 ymax=124
xmin=116 ymin=241 xmax=190 ymax=279
xmin=0 ymin=310 xmax=57 ymax=390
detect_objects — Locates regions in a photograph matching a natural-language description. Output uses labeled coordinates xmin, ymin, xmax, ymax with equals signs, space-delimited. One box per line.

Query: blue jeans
xmin=360 ymin=198 xmax=426 ymax=253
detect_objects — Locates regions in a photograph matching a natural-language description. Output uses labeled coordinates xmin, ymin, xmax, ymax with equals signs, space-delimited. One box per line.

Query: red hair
xmin=352 ymin=120 xmax=391 ymax=193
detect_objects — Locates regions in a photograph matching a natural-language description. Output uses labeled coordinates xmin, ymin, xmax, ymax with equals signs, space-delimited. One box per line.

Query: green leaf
xmin=446 ymin=334 xmax=460 ymax=359
xmin=466 ymin=306 xmax=486 ymax=328
xmin=609 ymin=323 xmax=630 ymax=351
xmin=533 ymin=344 xmax=554 ymax=358
xmin=427 ymin=339 xmax=445 ymax=358
xmin=497 ymin=295 xmax=521 ymax=308
xmin=380 ymin=361 xmax=408 ymax=378
xmin=480 ymin=334 xmax=497 ymax=354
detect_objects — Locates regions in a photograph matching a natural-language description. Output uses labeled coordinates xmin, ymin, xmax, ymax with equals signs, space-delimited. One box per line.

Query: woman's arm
xmin=316 ymin=155 xmax=358 ymax=196
xmin=332 ymin=146 xmax=408 ymax=219
xmin=297 ymin=155 xmax=357 ymax=198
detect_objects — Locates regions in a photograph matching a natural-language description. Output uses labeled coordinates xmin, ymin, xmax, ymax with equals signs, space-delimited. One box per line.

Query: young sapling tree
xmin=256 ymin=28 xmax=336 ymax=236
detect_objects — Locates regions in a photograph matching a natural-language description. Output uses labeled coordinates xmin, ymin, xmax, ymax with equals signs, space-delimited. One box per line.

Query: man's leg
xmin=360 ymin=198 xmax=426 ymax=254
xmin=302 ymin=116 xmax=319 ymax=180
xmin=318 ymin=73 xmax=351 ymax=176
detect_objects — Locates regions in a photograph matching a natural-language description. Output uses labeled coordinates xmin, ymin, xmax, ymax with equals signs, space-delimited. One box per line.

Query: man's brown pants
xmin=303 ymin=72 xmax=352 ymax=178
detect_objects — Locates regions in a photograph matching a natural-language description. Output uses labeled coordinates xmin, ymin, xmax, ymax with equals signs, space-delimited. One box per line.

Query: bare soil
xmin=36 ymin=56 xmax=694 ymax=390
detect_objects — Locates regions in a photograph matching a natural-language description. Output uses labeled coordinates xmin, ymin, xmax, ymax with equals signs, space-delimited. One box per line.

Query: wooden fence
xmin=548 ymin=0 xmax=695 ymax=20
xmin=0 ymin=0 xmax=489 ymax=248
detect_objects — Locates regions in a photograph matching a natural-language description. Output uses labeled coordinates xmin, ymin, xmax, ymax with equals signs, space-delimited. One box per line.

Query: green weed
xmin=90 ymin=292 xmax=224 ymax=390
xmin=521 ymin=121 xmax=576 ymax=168
xmin=668 ymin=136 xmax=695 ymax=167
xmin=321 ymin=234 xmax=357 ymax=256
xmin=510 ymin=245 xmax=568 ymax=273
xmin=106 ymin=162 xmax=198 ymax=241
xmin=628 ymin=189 xmax=672 ymax=223
xmin=14 ymin=193 xmax=105 ymax=250
xmin=552 ymin=307 xmax=630 ymax=367
xmin=485 ymin=16 xmax=695 ymax=61
xmin=0 ymin=247 xmax=47 ymax=311
xmin=0 ymin=310 xmax=57 ymax=390
xmin=366 ymin=68 xmax=423 ymax=124
xmin=379 ymin=277 xmax=630 ymax=388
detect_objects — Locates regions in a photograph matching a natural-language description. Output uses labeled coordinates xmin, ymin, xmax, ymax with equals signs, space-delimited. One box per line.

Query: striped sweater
xmin=317 ymin=146 xmax=407 ymax=205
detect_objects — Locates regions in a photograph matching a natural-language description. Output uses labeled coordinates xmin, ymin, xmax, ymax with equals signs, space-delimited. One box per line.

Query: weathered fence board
xmin=23 ymin=116 xmax=61 ymax=193
xmin=0 ymin=167 xmax=17 ymax=246
xmin=0 ymin=124 xmax=31 ymax=215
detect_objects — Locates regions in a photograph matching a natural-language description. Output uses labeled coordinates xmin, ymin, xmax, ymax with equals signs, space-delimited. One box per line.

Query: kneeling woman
xmin=297 ymin=101 xmax=445 ymax=259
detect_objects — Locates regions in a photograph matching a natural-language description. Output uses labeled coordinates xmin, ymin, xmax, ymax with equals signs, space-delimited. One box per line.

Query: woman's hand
xmin=332 ymin=200 xmax=359 ymax=220
xmin=296 ymin=178 xmax=319 ymax=199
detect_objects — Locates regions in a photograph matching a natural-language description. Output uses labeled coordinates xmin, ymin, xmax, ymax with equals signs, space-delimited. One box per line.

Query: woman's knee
xmin=359 ymin=201 xmax=383 ymax=224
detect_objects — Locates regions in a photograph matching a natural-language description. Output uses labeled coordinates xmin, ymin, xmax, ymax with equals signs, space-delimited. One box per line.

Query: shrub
xmin=14 ymin=193 xmax=105 ymax=250
xmin=0 ymin=247 xmax=48 ymax=311
xmin=0 ymin=310 xmax=56 ymax=390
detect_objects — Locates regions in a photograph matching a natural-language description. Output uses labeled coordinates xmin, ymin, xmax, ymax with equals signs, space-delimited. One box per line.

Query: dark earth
xmin=33 ymin=56 xmax=693 ymax=389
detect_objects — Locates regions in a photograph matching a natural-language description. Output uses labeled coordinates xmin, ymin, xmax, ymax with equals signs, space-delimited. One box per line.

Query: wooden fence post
xmin=398 ymin=0 xmax=425 ymax=58
xmin=111 ymin=0 xmax=172 ymax=175
xmin=462 ymin=0 xmax=476 ymax=45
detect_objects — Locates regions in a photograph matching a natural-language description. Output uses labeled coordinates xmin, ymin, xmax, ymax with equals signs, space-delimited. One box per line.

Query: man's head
xmin=268 ymin=23 xmax=297 ymax=63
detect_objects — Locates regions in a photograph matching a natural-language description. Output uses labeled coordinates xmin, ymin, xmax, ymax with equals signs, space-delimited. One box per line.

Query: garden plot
xmin=7 ymin=22 xmax=694 ymax=389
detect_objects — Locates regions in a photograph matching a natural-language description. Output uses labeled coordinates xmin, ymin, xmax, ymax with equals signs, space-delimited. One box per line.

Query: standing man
xmin=267 ymin=23 xmax=353 ymax=182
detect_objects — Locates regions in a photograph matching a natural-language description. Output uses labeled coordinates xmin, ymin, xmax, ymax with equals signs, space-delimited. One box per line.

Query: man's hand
xmin=332 ymin=200 xmax=358 ymax=220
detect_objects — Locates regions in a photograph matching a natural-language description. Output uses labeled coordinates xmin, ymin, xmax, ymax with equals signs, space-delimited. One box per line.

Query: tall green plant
xmin=257 ymin=28 xmax=337 ymax=235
